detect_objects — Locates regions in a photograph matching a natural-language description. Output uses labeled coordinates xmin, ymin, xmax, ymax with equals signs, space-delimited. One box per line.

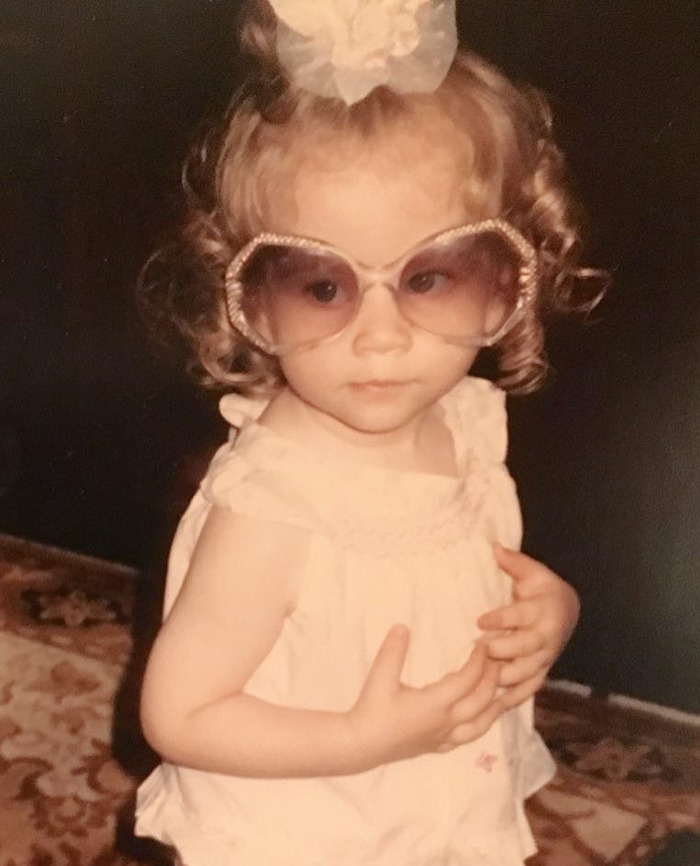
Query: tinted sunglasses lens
xmin=239 ymin=245 xmax=359 ymax=348
xmin=399 ymin=230 xmax=523 ymax=340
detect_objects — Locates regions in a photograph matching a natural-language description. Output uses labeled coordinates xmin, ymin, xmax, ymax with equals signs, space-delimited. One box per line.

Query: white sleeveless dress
xmin=135 ymin=376 xmax=555 ymax=866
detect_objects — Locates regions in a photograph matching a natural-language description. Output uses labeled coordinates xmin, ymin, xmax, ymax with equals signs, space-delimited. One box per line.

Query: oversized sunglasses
xmin=224 ymin=218 xmax=537 ymax=355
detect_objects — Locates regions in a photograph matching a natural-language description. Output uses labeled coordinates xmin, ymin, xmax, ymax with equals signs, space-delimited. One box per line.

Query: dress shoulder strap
xmin=443 ymin=377 xmax=509 ymax=464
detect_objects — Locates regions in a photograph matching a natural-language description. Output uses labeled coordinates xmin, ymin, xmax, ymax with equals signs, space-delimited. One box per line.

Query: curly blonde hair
xmin=138 ymin=0 xmax=605 ymax=396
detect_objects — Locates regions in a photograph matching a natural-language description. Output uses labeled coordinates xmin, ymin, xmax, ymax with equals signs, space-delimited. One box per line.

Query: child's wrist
xmin=343 ymin=707 xmax=383 ymax=774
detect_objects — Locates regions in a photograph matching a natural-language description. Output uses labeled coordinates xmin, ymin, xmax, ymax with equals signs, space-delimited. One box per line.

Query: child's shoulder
xmin=196 ymin=392 xmax=316 ymax=532
xmin=443 ymin=376 xmax=509 ymax=464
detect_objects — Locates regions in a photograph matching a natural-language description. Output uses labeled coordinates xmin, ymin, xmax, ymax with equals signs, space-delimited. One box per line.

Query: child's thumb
xmin=367 ymin=625 xmax=410 ymax=690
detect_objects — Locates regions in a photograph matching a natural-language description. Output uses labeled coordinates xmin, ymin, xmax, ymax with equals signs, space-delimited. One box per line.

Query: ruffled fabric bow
xmin=269 ymin=0 xmax=458 ymax=105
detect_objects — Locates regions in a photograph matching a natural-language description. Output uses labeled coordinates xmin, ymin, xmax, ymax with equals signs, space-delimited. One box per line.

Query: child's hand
xmin=477 ymin=545 xmax=580 ymax=710
xmin=348 ymin=626 xmax=504 ymax=768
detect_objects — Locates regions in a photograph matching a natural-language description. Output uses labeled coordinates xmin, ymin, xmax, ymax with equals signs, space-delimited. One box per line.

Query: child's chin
xmin=334 ymin=405 xmax=423 ymax=437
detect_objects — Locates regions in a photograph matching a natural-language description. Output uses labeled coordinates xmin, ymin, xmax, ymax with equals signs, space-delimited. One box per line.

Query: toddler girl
xmin=136 ymin=1 xmax=601 ymax=863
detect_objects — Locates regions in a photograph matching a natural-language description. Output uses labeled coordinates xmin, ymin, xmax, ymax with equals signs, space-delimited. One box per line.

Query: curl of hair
xmin=137 ymin=1 xmax=607 ymax=397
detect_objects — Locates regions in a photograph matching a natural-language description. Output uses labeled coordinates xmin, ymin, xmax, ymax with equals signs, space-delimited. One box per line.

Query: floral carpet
xmin=0 ymin=533 xmax=699 ymax=866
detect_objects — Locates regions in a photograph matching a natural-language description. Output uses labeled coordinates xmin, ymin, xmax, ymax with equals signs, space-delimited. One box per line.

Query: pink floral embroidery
xmin=476 ymin=752 xmax=498 ymax=772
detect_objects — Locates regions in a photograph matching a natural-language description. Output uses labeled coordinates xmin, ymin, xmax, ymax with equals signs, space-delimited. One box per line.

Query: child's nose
xmin=351 ymin=283 xmax=413 ymax=355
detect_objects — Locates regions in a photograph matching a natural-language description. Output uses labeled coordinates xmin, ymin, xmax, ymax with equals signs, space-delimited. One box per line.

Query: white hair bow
xmin=268 ymin=0 xmax=458 ymax=105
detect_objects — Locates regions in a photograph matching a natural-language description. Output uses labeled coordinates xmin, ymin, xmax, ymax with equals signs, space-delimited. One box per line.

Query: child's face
xmin=265 ymin=142 xmax=481 ymax=441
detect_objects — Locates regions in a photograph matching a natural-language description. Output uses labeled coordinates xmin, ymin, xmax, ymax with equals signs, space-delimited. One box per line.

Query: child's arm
xmin=140 ymin=506 xmax=505 ymax=779
xmin=477 ymin=544 xmax=580 ymax=709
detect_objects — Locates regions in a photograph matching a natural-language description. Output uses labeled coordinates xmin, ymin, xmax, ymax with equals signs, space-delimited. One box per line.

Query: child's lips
xmin=347 ymin=379 xmax=411 ymax=392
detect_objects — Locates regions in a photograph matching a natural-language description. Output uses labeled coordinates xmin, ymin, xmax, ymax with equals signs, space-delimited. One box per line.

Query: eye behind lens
xmin=303 ymin=280 xmax=341 ymax=304
xmin=405 ymin=271 xmax=448 ymax=294
xmin=396 ymin=230 xmax=525 ymax=341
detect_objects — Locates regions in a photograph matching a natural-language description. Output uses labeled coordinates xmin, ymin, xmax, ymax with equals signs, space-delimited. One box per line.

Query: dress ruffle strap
xmin=219 ymin=392 xmax=270 ymax=429
xmin=442 ymin=377 xmax=509 ymax=465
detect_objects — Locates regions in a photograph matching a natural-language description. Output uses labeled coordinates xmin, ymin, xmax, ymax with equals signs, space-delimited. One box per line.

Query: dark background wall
xmin=2 ymin=1 xmax=699 ymax=712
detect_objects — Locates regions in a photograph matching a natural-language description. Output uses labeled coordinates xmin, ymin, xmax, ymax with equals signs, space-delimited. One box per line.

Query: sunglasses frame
xmin=224 ymin=218 xmax=538 ymax=356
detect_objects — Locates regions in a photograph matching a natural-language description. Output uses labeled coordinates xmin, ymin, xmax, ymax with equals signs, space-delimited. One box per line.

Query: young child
xmin=136 ymin=1 xmax=601 ymax=863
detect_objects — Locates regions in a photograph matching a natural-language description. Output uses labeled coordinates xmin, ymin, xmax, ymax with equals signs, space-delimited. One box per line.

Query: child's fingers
xmin=365 ymin=625 xmax=411 ymax=692
xmin=433 ymin=641 xmax=489 ymax=703
xmin=482 ymin=628 xmax=545 ymax=660
xmin=497 ymin=652 xmax=550 ymax=687
xmin=477 ymin=602 xmax=536 ymax=632
xmin=493 ymin=544 xmax=562 ymax=597
xmin=493 ymin=543 xmax=545 ymax=581
xmin=450 ymin=657 xmax=501 ymax=722
xmin=498 ymin=669 xmax=548 ymax=710
xmin=477 ymin=605 xmax=515 ymax=631
xmin=445 ymin=697 xmax=505 ymax=749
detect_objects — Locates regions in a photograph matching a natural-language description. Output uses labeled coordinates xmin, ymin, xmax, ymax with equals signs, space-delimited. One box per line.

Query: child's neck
xmin=259 ymin=387 xmax=458 ymax=477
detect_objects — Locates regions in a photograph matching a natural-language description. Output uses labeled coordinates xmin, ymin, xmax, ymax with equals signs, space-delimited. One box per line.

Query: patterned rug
xmin=0 ymin=533 xmax=699 ymax=866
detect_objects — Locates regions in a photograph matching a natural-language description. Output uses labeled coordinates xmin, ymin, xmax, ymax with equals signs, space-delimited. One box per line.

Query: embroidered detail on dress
xmin=476 ymin=752 xmax=499 ymax=772
xmin=205 ymin=420 xmax=495 ymax=553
